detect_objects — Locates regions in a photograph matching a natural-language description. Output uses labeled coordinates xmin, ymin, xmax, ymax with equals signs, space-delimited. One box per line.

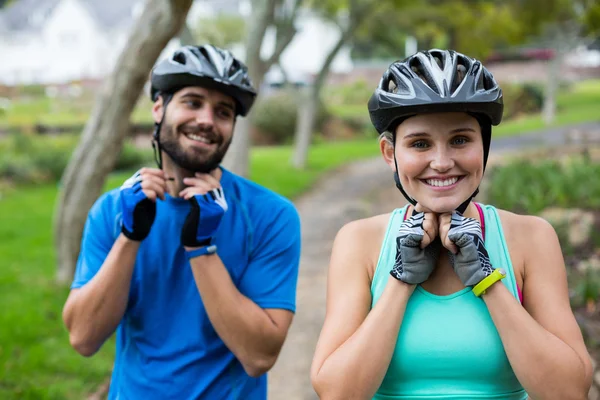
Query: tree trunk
xmin=222 ymin=0 xmax=274 ymax=177
xmin=292 ymin=27 xmax=351 ymax=169
xmin=292 ymin=88 xmax=317 ymax=169
xmin=223 ymin=0 xmax=299 ymax=177
xmin=543 ymin=50 xmax=561 ymax=126
xmin=53 ymin=0 xmax=194 ymax=284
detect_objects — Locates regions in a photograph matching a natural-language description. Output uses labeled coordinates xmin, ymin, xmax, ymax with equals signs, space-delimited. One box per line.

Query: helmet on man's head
xmin=368 ymin=49 xmax=503 ymax=135
xmin=150 ymin=44 xmax=257 ymax=116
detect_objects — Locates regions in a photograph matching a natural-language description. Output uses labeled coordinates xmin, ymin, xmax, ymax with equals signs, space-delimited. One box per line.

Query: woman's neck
xmin=406 ymin=202 xmax=480 ymax=221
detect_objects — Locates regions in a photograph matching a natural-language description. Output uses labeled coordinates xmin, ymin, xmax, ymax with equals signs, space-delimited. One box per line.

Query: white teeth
xmin=186 ymin=133 xmax=211 ymax=144
xmin=426 ymin=177 xmax=459 ymax=187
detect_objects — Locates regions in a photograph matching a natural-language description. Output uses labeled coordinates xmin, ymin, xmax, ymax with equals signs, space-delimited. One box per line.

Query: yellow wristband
xmin=472 ymin=268 xmax=506 ymax=297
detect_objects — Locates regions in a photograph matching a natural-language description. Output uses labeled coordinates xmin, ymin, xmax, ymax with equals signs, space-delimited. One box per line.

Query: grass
xmin=0 ymin=94 xmax=155 ymax=129
xmin=0 ymin=137 xmax=380 ymax=399
xmin=494 ymin=80 xmax=600 ymax=137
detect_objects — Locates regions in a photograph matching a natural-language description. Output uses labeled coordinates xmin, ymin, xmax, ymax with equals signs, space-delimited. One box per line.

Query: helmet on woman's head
xmin=368 ymin=49 xmax=504 ymax=213
xmin=368 ymin=49 xmax=503 ymax=134
xmin=150 ymin=44 xmax=257 ymax=117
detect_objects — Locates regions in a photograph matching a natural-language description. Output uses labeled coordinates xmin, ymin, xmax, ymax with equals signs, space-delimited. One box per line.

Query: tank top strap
xmin=477 ymin=203 xmax=521 ymax=303
xmin=371 ymin=206 xmax=409 ymax=303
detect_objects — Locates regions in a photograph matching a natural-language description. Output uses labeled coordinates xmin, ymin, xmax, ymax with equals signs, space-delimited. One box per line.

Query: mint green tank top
xmin=370 ymin=204 xmax=528 ymax=399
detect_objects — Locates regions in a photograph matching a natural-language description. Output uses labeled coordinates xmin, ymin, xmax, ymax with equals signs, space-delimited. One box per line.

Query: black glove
xmin=119 ymin=170 xmax=156 ymax=241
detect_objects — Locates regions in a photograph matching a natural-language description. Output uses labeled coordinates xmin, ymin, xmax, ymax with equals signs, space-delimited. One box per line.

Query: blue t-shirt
xmin=71 ymin=167 xmax=301 ymax=400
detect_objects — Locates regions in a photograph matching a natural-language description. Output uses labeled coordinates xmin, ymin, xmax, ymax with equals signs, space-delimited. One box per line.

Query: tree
xmin=53 ymin=0 xmax=194 ymax=284
xmin=504 ymin=0 xmax=599 ymax=124
xmin=292 ymin=0 xmax=399 ymax=169
xmin=194 ymin=14 xmax=246 ymax=49
xmin=222 ymin=0 xmax=304 ymax=177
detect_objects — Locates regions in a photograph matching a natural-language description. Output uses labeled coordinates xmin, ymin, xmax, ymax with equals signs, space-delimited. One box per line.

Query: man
xmin=62 ymin=44 xmax=301 ymax=399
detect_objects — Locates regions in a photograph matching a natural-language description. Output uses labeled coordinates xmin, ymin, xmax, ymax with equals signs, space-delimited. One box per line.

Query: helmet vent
xmin=387 ymin=77 xmax=398 ymax=93
xmin=173 ymin=51 xmax=187 ymax=65
xmin=430 ymin=50 xmax=445 ymax=69
xmin=198 ymin=46 xmax=211 ymax=63
xmin=409 ymin=56 xmax=440 ymax=94
xmin=453 ymin=64 xmax=467 ymax=91
xmin=482 ymin=70 xmax=495 ymax=90
xmin=228 ymin=59 xmax=241 ymax=78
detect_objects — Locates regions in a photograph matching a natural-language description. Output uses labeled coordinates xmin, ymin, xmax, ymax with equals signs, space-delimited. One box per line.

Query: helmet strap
xmin=393 ymin=154 xmax=418 ymax=207
xmin=392 ymin=144 xmax=475 ymax=215
xmin=151 ymin=93 xmax=173 ymax=170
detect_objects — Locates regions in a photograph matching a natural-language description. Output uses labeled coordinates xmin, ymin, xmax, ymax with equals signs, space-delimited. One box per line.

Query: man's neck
xmin=162 ymin=157 xmax=222 ymax=198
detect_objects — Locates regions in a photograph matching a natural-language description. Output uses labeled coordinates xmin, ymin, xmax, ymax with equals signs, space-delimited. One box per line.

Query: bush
xmin=324 ymin=79 xmax=374 ymax=106
xmin=486 ymin=154 xmax=600 ymax=214
xmin=0 ymin=133 xmax=153 ymax=185
xmin=501 ymin=83 xmax=544 ymax=120
xmin=252 ymin=89 xmax=330 ymax=145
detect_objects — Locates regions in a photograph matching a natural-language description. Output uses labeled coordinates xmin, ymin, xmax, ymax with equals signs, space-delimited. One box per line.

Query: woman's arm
xmin=484 ymin=215 xmax=593 ymax=400
xmin=311 ymin=218 xmax=415 ymax=400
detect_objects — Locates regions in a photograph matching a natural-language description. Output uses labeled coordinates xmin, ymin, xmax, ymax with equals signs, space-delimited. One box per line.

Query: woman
xmin=310 ymin=49 xmax=593 ymax=400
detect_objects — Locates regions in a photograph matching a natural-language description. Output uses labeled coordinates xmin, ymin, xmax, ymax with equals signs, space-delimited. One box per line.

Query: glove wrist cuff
xmin=121 ymin=225 xmax=147 ymax=241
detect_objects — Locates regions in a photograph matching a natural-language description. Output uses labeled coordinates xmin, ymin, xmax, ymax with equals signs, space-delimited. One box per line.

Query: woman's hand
xmin=438 ymin=211 xmax=494 ymax=286
xmin=389 ymin=204 xmax=441 ymax=285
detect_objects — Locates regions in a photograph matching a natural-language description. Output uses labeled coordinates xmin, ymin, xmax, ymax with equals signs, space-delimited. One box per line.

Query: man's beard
xmin=159 ymin=122 xmax=232 ymax=173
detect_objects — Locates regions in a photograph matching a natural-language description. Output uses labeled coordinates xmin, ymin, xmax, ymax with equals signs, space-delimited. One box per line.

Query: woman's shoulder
xmin=494 ymin=207 xmax=556 ymax=239
xmin=335 ymin=212 xmax=393 ymax=243
xmin=493 ymin=207 xmax=560 ymax=261
xmin=333 ymin=212 xmax=396 ymax=279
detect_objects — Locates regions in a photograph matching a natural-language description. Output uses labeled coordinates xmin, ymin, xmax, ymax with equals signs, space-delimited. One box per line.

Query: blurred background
xmin=0 ymin=0 xmax=599 ymax=399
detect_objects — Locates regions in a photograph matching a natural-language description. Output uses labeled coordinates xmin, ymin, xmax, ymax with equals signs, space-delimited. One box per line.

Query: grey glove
xmin=447 ymin=211 xmax=494 ymax=286
xmin=390 ymin=211 xmax=440 ymax=285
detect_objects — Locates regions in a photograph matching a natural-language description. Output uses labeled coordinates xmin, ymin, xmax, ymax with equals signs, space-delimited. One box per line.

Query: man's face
xmin=152 ymin=86 xmax=236 ymax=173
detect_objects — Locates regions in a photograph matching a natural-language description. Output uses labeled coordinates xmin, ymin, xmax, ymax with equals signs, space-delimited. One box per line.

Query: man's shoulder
xmin=82 ymin=188 xmax=122 ymax=230
xmin=224 ymin=169 xmax=298 ymax=215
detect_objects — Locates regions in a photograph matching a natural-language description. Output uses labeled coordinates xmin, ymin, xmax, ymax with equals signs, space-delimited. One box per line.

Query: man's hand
xmin=180 ymin=173 xmax=228 ymax=249
xmin=390 ymin=204 xmax=441 ymax=285
xmin=119 ymin=168 xmax=167 ymax=241
xmin=438 ymin=211 xmax=494 ymax=286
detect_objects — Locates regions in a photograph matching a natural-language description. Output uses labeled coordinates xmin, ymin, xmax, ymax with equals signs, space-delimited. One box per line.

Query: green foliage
xmin=350 ymin=0 xmax=592 ymax=61
xmin=0 ymin=134 xmax=153 ymax=184
xmin=581 ymin=0 xmax=600 ymax=35
xmin=194 ymin=15 xmax=246 ymax=49
xmin=486 ymin=155 xmax=600 ymax=215
xmin=252 ymin=90 xmax=330 ymax=144
xmin=501 ymin=83 xmax=545 ymax=120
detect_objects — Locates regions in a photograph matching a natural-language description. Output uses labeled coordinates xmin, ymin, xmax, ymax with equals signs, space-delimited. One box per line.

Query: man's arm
xmin=189 ymin=254 xmax=294 ymax=377
xmin=62 ymin=235 xmax=138 ymax=356
xmin=63 ymin=168 xmax=166 ymax=356
xmin=179 ymin=174 xmax=301 ymax=377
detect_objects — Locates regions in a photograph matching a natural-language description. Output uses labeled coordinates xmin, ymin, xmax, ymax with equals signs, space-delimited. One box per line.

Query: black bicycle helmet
xmin=151 ymin=44 xmax=257 ymax=116
xmin=368 ymin=49 xmax=503 ymax=133
xmin=368 ymin=49 xmax=504 ymax=213
xmin=149 ymin=45 xmax=257 ymax=169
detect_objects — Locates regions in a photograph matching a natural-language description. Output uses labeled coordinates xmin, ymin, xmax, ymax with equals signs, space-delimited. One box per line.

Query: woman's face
xmin=380 ymin=112 xmax=484 ymax=213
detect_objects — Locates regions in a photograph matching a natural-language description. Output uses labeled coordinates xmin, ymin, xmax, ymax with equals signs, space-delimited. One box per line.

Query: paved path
xmin=267 ymin=121 xmax=600 ymax=399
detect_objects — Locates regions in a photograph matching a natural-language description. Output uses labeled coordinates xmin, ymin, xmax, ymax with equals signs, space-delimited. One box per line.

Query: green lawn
xmin=0 ymin=137 xmax=380 ymax=399
xmin=494 ymin=79 xmax=600 ymax=137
